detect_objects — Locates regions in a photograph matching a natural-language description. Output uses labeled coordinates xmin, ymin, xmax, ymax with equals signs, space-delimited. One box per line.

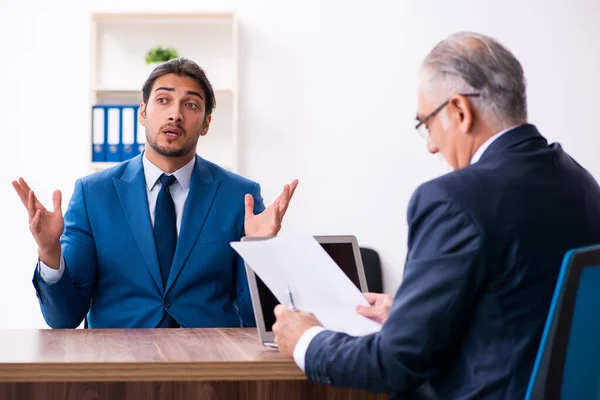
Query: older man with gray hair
xmin=271 ymin=32 xmax=600 ymax=399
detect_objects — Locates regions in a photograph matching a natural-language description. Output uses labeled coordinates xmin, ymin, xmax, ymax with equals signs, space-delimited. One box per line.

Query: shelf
xmin=90 ymin=11 xmax=239 ymax=173
xmin=92 ymin=15 xmax=235 ymax=90
xmin=92 ymin=12 xmax=235 ymax=22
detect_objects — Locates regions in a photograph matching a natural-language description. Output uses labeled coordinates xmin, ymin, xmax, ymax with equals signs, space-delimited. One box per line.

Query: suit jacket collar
xmin=142 ymin=153 xmax=195 ymax=191
xmin=478 ymin=123 xmax=546 ymax=162
xmin=120 ymin=152 xmax=211 ymax=186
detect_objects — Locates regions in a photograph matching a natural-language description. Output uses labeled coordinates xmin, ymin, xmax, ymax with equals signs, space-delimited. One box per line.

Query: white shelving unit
xmin=89 ymin=12 xmax=239 ymax=173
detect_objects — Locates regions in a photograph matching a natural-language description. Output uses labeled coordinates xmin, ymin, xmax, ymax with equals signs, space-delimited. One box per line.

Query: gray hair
xmin=420 ymin=32 xmax=527 ymax=130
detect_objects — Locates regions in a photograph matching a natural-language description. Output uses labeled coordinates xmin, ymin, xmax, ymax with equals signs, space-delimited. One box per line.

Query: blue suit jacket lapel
xmin=113 ymin=155 xmax=163 ymax=293
xmin=166 ymin=155 xmax=220 ymax=293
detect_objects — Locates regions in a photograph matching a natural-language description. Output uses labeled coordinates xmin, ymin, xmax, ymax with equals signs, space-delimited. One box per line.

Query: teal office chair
xmin=526 ymin=245 xmax=600 ymax=400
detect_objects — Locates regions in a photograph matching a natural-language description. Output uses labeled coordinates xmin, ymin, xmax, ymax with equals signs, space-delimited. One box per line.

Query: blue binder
xmin=105 ymin=106 xmax=121 ymax=162
xmin=91 ymin=104 xmax=147 ymax=163
xmin=120 ymin=106 xmax=136 ymax=160
xmin=136 ymin=105 xmax=146 ymax=155
xmin=91 ymin=106 xmax=106 ymax=162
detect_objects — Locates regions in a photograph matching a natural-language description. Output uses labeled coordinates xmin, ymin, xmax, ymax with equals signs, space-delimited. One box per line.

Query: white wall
xmin=1 ymin=0 xmax=599 ymax=328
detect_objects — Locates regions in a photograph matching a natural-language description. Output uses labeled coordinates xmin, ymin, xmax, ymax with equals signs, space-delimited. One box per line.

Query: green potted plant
xmin=145 ymin=45 xmax=180 ymax=65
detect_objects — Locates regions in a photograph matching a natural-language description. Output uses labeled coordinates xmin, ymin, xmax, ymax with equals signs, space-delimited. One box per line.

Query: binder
xmin=91 ymin=104 xmax=149 ymax=163
xmin=106 ymin=107 xmax=121 ymax=162
xmin=121 ymin=106 xmax=136 ymax=160
xmin=136 ymin=105 xmax=146 ymax=155
xmin=132 ymin=107 xmax=140 ymax=157
xmin=91 ymin=106 xmax=106 ymax=162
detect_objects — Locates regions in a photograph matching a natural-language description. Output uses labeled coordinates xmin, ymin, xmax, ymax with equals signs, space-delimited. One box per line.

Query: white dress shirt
xmin=291 ymin=124 xmax=525 ymax=372
xmin=38 ymin=154 xmax=195 ymax=284
xmin=292 ymin=326 xmax=326 ymax=371
xmin=470 ymin=124 xmax=523 ymax=164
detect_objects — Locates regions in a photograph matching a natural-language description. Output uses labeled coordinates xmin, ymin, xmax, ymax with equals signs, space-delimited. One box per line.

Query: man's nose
xmin=168 ymin=106 xmax=183 ymax=123
xmin=427 ymin=136 xmax=439 ymax=154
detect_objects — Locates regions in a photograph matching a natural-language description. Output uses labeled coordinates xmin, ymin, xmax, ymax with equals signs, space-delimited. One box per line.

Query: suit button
xmin=164 ymin=299 xmax=171 ymax=308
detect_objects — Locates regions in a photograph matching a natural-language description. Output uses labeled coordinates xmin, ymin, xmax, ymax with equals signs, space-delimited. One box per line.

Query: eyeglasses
xmin=415 ymin=93 xmax=480 ymax=138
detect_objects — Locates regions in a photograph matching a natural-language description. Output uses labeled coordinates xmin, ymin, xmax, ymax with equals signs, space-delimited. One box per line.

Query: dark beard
xmin=147 ymin=139 xmax=196 ymax=158
xmin=145 ymin=126 xmax=201 ymax=158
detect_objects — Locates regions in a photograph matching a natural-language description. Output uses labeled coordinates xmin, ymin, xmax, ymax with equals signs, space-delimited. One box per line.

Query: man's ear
xmin=200 ymin=114 xmax=212 ymax=136
xmin=139 ymin=103 xmax=147 ymax=126
xmin=448 ymin=95 xmax=474 ymax=133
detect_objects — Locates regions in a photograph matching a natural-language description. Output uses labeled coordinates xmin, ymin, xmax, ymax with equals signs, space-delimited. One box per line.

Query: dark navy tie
xmin=154 ymin=173 xmax=178 ymax=288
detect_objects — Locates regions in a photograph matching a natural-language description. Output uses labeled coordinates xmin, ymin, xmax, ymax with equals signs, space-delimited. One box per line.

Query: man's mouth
xmin=163 ymin=127 xmax=183 ymax=138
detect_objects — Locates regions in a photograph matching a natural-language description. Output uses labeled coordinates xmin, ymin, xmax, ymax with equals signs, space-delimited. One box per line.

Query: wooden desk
xmin=0 ymin=328 xmax=390 ymax=400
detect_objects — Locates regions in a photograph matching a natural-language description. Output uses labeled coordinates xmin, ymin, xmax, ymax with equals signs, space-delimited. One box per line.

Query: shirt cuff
xmin=38 ymin=254 xmax=65 ymax=284
xmin=293 ymin=326 xmax=326 ymax=372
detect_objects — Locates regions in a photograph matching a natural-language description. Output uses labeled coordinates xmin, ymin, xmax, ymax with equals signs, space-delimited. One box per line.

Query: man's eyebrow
xmin=186 ymin=90 xmax=204 ymax=100
xmin=154 ymin=87 xmax=204 ymax=100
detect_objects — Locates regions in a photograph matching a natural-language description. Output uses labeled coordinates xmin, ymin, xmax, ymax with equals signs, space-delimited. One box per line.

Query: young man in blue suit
xmin=272 ymin=32 xmax=600 ymax=399
xmin=13 ymin=58 xmax=298 ymax=329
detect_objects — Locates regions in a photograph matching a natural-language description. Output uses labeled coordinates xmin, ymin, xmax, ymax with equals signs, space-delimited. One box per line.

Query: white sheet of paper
xmin=230 ymin=233 xmax=382 ymax=336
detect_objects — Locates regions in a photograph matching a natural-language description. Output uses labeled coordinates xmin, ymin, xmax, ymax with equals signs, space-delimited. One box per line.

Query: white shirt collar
xmin=470 ymin=124 xmax=525 ymax=165
xmin=142 ymin=152 xmax=196 ymax=191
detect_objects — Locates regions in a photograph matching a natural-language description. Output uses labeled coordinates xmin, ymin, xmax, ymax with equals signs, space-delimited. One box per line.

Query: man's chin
xmin=151 ymin=143 xmax=193 ymax=158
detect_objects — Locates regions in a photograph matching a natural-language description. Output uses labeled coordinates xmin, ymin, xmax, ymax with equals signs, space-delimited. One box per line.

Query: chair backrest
xmin=359 ymin=247 xmax=383 ymax=293
xmin=526 ymin=245 xmax=600 ymax=400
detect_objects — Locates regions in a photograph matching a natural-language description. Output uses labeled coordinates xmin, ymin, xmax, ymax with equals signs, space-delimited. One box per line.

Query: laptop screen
xmin=255 ymin=241 xmax=363 ymax=333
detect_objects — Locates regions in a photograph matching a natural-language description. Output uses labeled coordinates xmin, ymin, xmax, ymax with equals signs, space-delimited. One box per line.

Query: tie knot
xmin=159 ymin=174 xmax=177 ymax=191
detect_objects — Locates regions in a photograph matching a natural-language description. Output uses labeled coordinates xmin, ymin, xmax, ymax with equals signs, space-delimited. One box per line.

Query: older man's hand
xmin=355 ymin=292 xmax=394 ymax=324
xmin=272 ymin=304 xmax=323 ymax=358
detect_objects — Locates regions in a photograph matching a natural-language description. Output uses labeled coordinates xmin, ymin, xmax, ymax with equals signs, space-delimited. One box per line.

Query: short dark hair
xmin=142 ymin=57 xmax=216 ymax=116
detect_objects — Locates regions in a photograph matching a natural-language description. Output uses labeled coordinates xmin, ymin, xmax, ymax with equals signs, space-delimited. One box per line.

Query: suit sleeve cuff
xmin=38 ymin=254 xmax=65 ymax=284
xmin=293 ymin=326 xmax=326 ymax=372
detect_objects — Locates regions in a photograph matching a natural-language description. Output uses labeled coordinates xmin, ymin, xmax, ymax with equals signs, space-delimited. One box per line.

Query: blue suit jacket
xmin=33 ymin=154 xmax=265 ymax=329
xmin=304 ymin=125 xmax=600 ymax=399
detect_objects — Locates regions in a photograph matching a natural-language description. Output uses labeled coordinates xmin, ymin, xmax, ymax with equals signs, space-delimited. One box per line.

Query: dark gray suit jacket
xmin=304 ymin=125 xmax=600 ymax=399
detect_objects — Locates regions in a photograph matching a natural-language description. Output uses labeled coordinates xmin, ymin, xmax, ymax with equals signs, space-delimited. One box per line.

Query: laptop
xmin=242 ymin=235 xmax=369 ymax=347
